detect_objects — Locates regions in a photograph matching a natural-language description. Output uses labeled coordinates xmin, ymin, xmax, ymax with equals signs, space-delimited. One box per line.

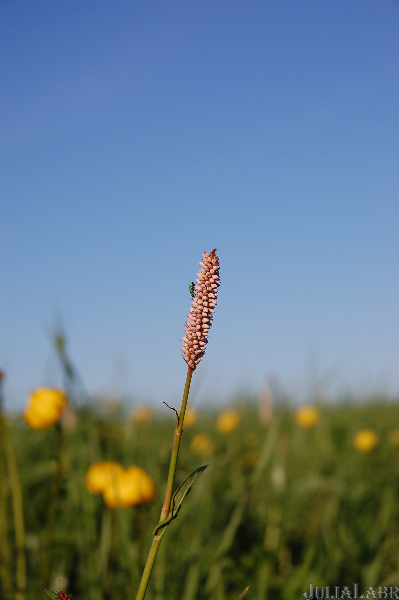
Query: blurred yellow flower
xmin=353 ymin=429 xmax=379 ymax=453
xmin=241 ymin=450 xmax=259 ymax=468
xmin=387 ymin=429 xmax=399 ymax=446
xmin=85 ymin=461 xmax=124 ymax=495
xmin=131 ymin=405 xmax=154 ymax=424
xmin=295 ymin=405 xmax=320 ymax=429
xmin=217 ymin=409 xmax=240 ymax=433
xmin=184 ymin=407 xmax=197 ymax=427
xmin=23 ymin=388 xmax=66 ymax=429
xmin=102 ymin=466 xmax=157 ymax=508
xmin=190 ymin=433 xmax=215 ymax=457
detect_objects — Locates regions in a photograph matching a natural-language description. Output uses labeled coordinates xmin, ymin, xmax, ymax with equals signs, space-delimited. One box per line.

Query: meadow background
xmin=2 ymin=359 xmax=399 ymax=600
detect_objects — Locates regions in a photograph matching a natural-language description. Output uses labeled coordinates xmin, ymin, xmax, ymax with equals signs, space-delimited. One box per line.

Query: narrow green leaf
xmin=153 ymin=465 xmax=208 ymax=536
xmin=235 ymin=586 xmax=249 ymax=600
xmin=172 ymin=465 xmax=208 ymax=513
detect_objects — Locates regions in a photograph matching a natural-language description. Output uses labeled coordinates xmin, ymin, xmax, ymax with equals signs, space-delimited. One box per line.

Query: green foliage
xmin=2 ymin=398 xmax=399 ymax=600
xmin=154 ymin=465 xmax=208 ymax=535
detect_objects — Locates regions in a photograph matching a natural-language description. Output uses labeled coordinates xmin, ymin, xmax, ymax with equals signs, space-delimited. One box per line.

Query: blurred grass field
xmin=2 ymin=393 xmax=399 ymax=600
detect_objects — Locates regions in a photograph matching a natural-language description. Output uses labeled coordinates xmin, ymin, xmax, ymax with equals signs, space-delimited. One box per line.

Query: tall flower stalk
xmin=181 ymin=249 xmax=221 ymax=369
xmin=135 ymin=249 xmax=221 ymax=600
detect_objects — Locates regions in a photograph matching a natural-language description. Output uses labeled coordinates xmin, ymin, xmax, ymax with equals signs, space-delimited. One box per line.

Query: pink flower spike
xmin=181 ymin=249 xmax=220 ymax=369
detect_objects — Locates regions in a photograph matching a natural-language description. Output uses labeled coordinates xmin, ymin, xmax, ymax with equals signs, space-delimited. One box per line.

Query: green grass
xmin=2 ymin=396 xmax=399 ymax=600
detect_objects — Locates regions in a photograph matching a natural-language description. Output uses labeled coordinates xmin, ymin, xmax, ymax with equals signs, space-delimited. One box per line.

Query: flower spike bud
xmin=182 ymin=249 xmax=220 ymax=369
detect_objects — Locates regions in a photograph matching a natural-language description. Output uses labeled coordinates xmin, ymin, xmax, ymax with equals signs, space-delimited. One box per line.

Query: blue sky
xmin=2 ymin=1 xmax=399 ymax=411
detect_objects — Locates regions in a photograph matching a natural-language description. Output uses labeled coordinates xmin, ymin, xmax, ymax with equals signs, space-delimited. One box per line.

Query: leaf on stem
xmin=153 ymin=465 xmax=208 ymax=535
xmin=172 ymin=465 xmax=208 ymax=515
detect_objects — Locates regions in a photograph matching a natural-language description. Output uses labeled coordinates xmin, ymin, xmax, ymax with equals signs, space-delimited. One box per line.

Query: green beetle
xmin=189 ymin=282 xmax=195 ymax=298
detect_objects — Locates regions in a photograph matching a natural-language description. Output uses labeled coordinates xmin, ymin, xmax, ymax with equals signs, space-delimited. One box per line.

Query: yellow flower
xmin=24 ymin=388 xmax=66 ymax=429
xmin=295 ymin=405 xmax=320 ymax=429
xmin=241 ymin=450 xmax=259 ymax=468
xmin=85 ymin=461 xmax=124 ymax=495
xmin=217 ymin=409 xmax=240 ymax=433
xmin=184 ymin=407 xmax=197 ymax=427
xmin=131 ymin=405 xmax=154 ymax=424
xmin=353 ymin=429 xmax=378 ymax=453
xmin=102 ymin=466 xmax=157 ymax=508
xmin=190 ymin=433 xmax=215 ymax=457
xmin=387 ymin=429 xmax=399 ymax=446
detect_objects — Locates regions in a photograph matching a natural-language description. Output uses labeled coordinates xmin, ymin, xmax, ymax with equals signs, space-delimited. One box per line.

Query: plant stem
xmin=135 ymin=366 xmax=194 ymax=600
xmin=37 ymin=423 xmax=64 ymax=596
xmin=0 ymin=449 xmax=13 ymax=598
xmin=0 ymin=413 xmax=27 ymax=600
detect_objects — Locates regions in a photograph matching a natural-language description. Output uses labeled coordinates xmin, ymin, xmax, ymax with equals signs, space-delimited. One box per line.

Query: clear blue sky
xmin=2 ymin=1 xmax=399 ymax=411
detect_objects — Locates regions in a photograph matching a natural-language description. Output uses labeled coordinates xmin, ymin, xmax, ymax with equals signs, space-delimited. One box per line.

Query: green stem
xmin=36 ymin=423 xmax=64 ymax=596
xmin=0 ymin=450 xmax=13 ymax=598
xmin=0 ymin=413 xmax=27 ymax=600
xmin=135 ymin=366 xmax=194 ymax=600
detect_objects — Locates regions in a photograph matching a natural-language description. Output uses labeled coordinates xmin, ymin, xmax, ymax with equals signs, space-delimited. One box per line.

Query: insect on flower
xmin=189 ymin=281 xmax=195 ymax=298
xmin=182 ymin=249 xmax=221 ymax=370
